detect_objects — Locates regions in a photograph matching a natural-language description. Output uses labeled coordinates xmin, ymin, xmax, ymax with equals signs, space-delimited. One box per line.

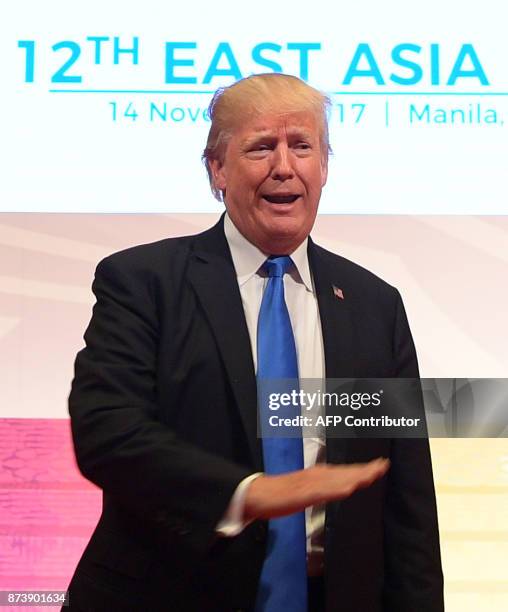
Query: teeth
xmin=264 ymin=195 xmax=299 ymax=204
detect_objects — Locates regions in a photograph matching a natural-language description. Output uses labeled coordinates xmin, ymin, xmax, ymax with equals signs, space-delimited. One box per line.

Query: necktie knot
xmin=263 ymin=255 xmax=293 ymax=278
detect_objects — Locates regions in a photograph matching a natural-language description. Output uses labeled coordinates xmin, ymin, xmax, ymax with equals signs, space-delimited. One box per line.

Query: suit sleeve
xmin=383 ymin=290 xmax=445 ymax=611
xmin=69 ymin=254 xmax=252 ymax=559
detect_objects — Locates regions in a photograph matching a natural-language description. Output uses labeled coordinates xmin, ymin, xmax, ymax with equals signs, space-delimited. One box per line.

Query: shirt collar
xmin=223 ymin=212 xmax=314 ymax=292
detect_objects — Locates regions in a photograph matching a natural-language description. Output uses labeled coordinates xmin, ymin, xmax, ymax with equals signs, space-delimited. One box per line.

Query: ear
xmin=210 ymin=159 xmax=227 ymax=192
xmin=320 ymin=154 xmax=328 ymax=188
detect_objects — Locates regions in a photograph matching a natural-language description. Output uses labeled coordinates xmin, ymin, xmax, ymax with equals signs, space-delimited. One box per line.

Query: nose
xmin=271 ymin=144 xmax=294 ymax=181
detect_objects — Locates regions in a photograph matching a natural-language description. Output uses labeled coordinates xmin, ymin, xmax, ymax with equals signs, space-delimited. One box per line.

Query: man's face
xmin=211 ymin=110 xmax=328 ymax=254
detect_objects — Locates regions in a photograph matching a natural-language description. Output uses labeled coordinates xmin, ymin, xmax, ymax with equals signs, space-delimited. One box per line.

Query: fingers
xmin=306 ymin=457 xmax=389 ymax=505
xmin=351 ymin=457 xmax=390 ymax=483
xmin=343 ymin=457 xmax=390 ymax=493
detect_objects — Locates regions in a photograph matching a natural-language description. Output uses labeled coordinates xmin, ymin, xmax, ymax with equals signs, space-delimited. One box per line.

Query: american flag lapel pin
xmin=332 ymin=285 xmax=344 ymax=300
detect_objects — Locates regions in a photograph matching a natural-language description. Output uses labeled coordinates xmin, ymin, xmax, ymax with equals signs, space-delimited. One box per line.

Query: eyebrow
xmin=242 ymin=128 xmax=314 ymax=146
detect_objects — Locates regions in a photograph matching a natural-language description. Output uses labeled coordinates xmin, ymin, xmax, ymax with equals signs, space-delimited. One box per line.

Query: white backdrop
xmin=3 ymin=0 xmax=508 ymax=213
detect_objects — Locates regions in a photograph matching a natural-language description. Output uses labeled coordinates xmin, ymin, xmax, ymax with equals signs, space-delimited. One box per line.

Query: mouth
xmin=262 ymin=194 xmax=301 ymax=204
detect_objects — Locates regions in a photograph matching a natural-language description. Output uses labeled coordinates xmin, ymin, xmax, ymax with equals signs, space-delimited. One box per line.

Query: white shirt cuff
xmin=216 ymin=472 xmax=263 ymax=537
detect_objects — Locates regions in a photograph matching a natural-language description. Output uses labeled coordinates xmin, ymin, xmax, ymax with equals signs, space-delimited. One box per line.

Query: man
xmin=67 ymin=74 xmax=444 ymax=611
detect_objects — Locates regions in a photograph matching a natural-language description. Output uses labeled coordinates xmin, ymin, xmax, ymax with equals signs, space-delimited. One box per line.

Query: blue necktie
xmin=255 ymin=256 xmax=307 ymax=612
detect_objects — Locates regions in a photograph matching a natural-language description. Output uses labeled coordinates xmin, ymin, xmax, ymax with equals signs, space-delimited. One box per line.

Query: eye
xmin=295 ymin=142 xmax=311 ymax=150
xmin=245 ymin=142 xmax=273 ymax=158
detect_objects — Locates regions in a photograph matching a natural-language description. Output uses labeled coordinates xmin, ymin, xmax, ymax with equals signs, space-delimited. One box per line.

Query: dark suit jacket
xmin=67 ymin=217 xmax=444 ymax=611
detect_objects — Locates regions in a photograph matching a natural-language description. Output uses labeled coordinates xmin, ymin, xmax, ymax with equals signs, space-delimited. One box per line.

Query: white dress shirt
xmin=217 ymin=213 xmax=327 ymax=575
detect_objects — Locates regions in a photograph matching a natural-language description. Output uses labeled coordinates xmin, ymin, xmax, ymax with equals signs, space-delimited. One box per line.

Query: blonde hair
xmin=202 ymin=73 xmax=331 ymax=201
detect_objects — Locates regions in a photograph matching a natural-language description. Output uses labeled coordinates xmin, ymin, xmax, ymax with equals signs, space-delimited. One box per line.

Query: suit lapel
xmin=308 ymin=239 xmax=355 ymax=381
xmin=308 ymin=239 xmax=354 ymax=464
xmin=187 ymin=219 xmax=262 ymax=469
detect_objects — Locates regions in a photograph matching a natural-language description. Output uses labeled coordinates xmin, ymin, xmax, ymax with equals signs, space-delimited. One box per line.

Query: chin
xmin=261 ymin=227 xmax=307 ymax=254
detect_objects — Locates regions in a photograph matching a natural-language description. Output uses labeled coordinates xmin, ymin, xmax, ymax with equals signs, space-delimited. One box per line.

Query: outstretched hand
xmin=244 ymin=458 xmax=390 ymax=520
